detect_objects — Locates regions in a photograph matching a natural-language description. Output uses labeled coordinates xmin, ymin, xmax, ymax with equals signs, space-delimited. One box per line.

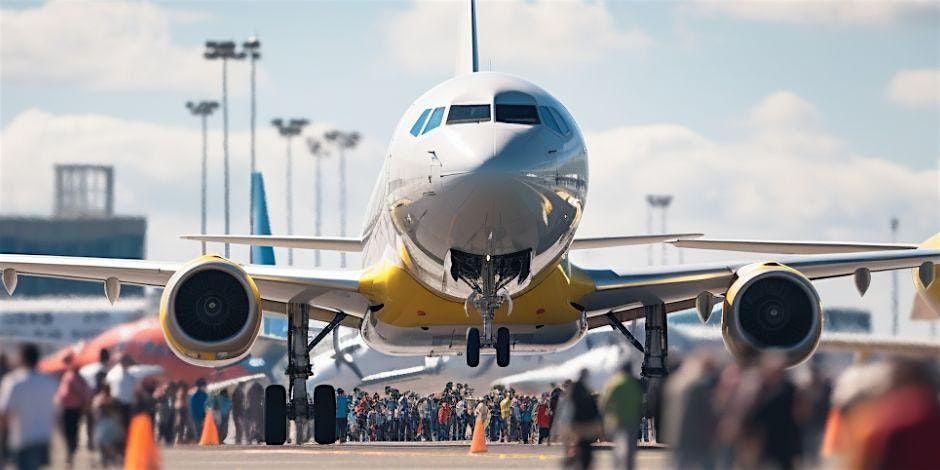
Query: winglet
xmin=251 ymin=171 xmax=276 ymax=265
xmin=455 ymin=0 xmax=479 ymax=76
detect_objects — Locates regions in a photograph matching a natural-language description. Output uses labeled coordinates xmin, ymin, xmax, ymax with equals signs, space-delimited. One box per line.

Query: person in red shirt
xmin=535 ymin=395 xmax=552 ymax=445
xmin=55 ymin=353 xmax=90 ymax=468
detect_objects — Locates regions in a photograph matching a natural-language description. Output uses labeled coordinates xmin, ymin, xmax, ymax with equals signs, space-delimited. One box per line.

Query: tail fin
xmin=454 ymin=0 xmax=479 ymax=76
xmin=251 ymin=172 xmax=276 ymax=265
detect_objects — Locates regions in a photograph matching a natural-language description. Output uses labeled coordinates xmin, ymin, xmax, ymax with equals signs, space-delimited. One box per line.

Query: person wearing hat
xmin=336 ymin=388 xmax=351 ymax=443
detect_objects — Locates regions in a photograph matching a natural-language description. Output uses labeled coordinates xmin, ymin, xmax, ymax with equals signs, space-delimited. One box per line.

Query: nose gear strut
xmin=451 ymin=248 xmax=530 ymax=367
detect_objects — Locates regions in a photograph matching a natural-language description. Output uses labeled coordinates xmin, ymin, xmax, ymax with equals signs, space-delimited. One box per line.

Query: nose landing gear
xmin=452 ymin=248 xmax=529 ymax=368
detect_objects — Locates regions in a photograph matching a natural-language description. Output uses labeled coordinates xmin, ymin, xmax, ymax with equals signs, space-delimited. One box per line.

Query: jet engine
xmin=913 ymin=233 xmax=940 ymax=317
xmin=159 ymin=255 xmax=262 ymax=367
xmin=721 ymin=262 xmax=822 ymax=367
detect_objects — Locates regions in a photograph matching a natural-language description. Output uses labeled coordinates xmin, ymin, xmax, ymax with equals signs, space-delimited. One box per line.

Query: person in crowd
xmin=154 ymin=382 xmax=176 ymax=445
xmin=499 ymin=392 xmax=511 ymax=442
xmin=662 ymin=354 xmax=718 ymax=470
xmin=520 ymin=397 xmax=533 ymax=444
xmin=174 ymin=381 xmax=190 ymax=444
xmin=54 ymin=353 xmax=90 ymax=468
xmin=247 ymin=382 xmax=264 ymax=443
xmin=336 ymin=388 xmax=351 ymax=443
xmin=748 ymin=354 xmax=804 ymax=470
xmin=86 ymin=347 xmax=111 ymax=452
xmin=215 ymin=389 xmax=233 ymax=442
xmin=189 ymin=379 xmax=209 ymax=438
xmin=0 ymin=343 xmax=58 ymax=470
xmin=798 ymin=362 xmax=832 ymax=463
xmin=536 ymin=395 xmax=552 ymax=445
xmin=105 ymin=353 xmax=136 ymax=444
xmin=91 ymin=385 xmax=123 ymax=467
xmin=561 ymin=370 xmax=602 ymax=470
xmin=232 ymin=383 xmax=246 ymax=444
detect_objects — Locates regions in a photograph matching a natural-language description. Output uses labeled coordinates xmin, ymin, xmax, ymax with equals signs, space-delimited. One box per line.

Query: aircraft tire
xmin=496 ymin=327 xmax=510 ymax=367
xmin=466 ymin=328 xmax=480 ymax=367
xmin=264 ymin=385 xmax=287 ymax=445
xmin=313 ymin=385 xmax=337 ymax=445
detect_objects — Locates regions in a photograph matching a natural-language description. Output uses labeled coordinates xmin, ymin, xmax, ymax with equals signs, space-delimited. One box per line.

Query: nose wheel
xmin=465 ymin=326 xmax=511 ymax=367
xmin=495 ymin=327 xmax=510 ymax=367
xmin=466 ymin=328 xmax=480 ymax=367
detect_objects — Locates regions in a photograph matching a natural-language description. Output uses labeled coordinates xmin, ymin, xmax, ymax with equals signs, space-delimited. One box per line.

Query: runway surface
xmin=159 ymin=442 xmax=670 ymax=469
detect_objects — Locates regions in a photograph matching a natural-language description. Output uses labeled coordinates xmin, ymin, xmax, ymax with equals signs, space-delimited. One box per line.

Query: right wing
xmin=577 ymin=248 xmax=940 ymax=328
xmin=671 ymin=238 xmax=916 ymax=254
xmin=0 ymin=254 xmax=365 ymax=326
xmin=570 ymin=233 xmax=702 ymax=250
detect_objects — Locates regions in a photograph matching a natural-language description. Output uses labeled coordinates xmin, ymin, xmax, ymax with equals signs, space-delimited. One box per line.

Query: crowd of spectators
xmin=0 ymin=341 xmax=938 ymax=470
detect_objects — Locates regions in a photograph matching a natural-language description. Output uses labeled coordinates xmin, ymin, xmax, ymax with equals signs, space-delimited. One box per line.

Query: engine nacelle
xmin=913 ymin=233 xmax=940 ymax=317
xmin=159 ymin=255 xmax=262 ymax=367
xmin=722 ymin=262 xmax=823 ymax=368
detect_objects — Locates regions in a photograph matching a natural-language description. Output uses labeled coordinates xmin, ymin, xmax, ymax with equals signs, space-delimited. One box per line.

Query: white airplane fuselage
xmin=355 ymin=72 xmax=590 ymax=356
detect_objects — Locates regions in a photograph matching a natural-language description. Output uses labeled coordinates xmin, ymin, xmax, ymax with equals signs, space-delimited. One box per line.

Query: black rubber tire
xmin=264 ymin=385 xmax=287 ymax=445
xmin=496 ymin=327 xmax=511 ymax=367
xmin=313 ymin=385 xmax=337 ymax=445
xmin=466 ymin=328 xmax=480 ymax=367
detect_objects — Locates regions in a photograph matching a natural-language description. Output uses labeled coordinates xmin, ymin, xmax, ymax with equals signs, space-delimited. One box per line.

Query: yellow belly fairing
xmin=358 ymin=258 xmax=594 ymax=328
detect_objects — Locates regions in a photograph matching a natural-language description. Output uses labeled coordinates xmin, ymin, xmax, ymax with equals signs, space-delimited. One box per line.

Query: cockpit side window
xmin=549 ymin=107 xmax=571 ymax=134
xmin=410 ymin=108 xmax=431 ymax=137
xmin=422 ymin=107 xmax=445 ymax=134
xmin=446 ymin=105 xmax=491 ymax=124
xmin=539 ymin=106 xmax=563 ymax=134
xmin=494 ymin=91 xmax=540 ymax=125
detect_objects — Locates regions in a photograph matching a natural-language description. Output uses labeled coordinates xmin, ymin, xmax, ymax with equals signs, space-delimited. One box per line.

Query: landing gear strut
xmin=452 ymin=249 xmax=529 ymax=368
xmin=263 ymin=303 xmax=344 ymax=445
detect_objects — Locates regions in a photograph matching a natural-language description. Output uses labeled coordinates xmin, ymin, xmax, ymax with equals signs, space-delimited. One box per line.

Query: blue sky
xmin=1 ymin=1 xmax=938 ymax=336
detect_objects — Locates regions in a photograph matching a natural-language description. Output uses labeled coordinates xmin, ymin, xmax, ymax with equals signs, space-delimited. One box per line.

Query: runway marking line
xmin=232 ymin=447 xmax=559 ymax=460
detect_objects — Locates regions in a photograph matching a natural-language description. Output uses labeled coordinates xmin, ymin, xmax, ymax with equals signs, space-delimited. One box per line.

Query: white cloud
xmin=690 ymin=0 xmax=938 ymax=27
xmin=0 ymin=1 xmax=250 ymax=92
xmin=573 ymin=91 xmax=938 ymax=336
xmin=0 ymin=109 xmax=383 ymax=266
xmin=385 ymin=0 xmax=651 ymax=74
xmin=886 ymin=69 xmax=940 ymax=108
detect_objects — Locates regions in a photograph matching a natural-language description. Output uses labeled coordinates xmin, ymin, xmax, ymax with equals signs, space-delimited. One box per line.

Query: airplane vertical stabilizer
xmin=251 ymin=171 xmax=276 ymax=265
xmin=454 ymin=0 xmax=479 ymax=76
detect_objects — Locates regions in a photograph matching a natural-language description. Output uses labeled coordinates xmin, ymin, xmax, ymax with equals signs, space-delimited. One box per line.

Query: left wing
xmin=0 ymin=254 xmax=365 ymax=326
xmin=570 ymin=233 xmax=702 ymax=250
xmin=577 ymin=248 xmax=940 ymax=327
xmin=670 ymin=238 xmax=916 ymax=254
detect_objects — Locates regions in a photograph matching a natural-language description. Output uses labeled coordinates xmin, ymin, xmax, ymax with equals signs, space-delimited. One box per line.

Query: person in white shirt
xmin=105 ymin=355 xmax=137 ymax=406
xmin=0 ymin=343 xmax=58 ymax=470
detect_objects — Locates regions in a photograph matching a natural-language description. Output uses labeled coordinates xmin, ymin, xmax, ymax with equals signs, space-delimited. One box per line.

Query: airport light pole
xmin=186 ymin=100 xmax=219 ymax=256
xmin=243 ymin=36 xmax=261 ymax=262
xmin=306 ymin=137 xmax=330 ymax=267
xmin=324 ymin=130 xmax=361 ymax=268
xmin=891 ymin=217 xmax=899 ymax=336
xmin=204 ymin=40 xmax=246 ymax=259
xmin=646 ymin=194 xmax=673 ymax=265
xmin=272 ymin=118 xmax=310 ymax=266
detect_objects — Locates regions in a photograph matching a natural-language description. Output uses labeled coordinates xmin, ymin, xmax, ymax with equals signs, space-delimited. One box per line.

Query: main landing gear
xmin=451 ymin=248 xmax=530 ymax=368
xmin=606 ymin=302 xmax=669 ymax=381
xmin=264 ymin=303 xmax=345 ymax=445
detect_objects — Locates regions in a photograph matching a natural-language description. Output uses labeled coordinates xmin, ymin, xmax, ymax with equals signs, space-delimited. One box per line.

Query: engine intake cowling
xmin=722 ymin=262 xmax=822 ymax=367
xmin=159 ymin=255 xmax=262 ymax=367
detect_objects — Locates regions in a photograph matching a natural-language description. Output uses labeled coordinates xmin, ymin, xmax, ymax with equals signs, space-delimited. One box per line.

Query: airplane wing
xmin=570 ymin=233 xmax=702 ymax=250
xmin=181 ymin=234 xmax=363 ymax=252
xmin=578 ymin=248 xmax=940 ymax=327
xmin=0 ymin=254 xmax=365 ymax=326
xmin=670 ymin=238 xmax=916 ymax=254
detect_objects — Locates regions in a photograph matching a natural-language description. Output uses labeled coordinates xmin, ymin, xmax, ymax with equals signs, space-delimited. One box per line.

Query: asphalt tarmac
xmin=157 ymin=442 xmax=670 ymax=469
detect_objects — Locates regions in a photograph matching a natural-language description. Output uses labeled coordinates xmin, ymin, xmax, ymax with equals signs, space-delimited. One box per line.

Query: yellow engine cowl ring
xmin=722 ymin=262 xmax=823 ymax=368
xmin=913 ymin=233 xmax=940 ymax=319
xmin=159 ymin=255 xmax=262 ymax=367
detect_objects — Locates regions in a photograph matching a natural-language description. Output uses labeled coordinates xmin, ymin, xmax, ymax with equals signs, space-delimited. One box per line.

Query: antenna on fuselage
xmin=455 ymin=0 xmax=479 ymax=76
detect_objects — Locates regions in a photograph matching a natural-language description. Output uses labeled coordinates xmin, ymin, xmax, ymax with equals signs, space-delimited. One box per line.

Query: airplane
xmin=2 ymin=0 xmax=939 ymax=446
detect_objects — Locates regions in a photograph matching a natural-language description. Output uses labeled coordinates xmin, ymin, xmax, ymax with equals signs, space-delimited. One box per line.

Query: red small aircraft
xmin=39 ymin=317 xmax=268 ymax=387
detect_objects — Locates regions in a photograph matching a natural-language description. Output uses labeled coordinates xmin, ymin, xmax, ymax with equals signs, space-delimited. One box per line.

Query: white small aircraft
xmin=2 ymin=0 xmax=939 ymax=446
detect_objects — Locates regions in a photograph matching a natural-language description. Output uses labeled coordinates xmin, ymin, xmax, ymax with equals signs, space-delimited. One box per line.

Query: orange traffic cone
xmin=199 ymin=411 xmax=220 ymax=446
xmin=820 ymin=408 xmax=841 ymax=457
xmin=469 ymin=416 xmax=487 ymax=454
xmin=125 ymin=413 xmax=161 ymax=470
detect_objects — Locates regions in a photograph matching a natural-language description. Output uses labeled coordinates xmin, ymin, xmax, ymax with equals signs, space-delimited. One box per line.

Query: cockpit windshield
xmin=494 ymin=91 xmax=540 ymax=125
xmin=447 ymin=104 xmax=491 ymax=124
